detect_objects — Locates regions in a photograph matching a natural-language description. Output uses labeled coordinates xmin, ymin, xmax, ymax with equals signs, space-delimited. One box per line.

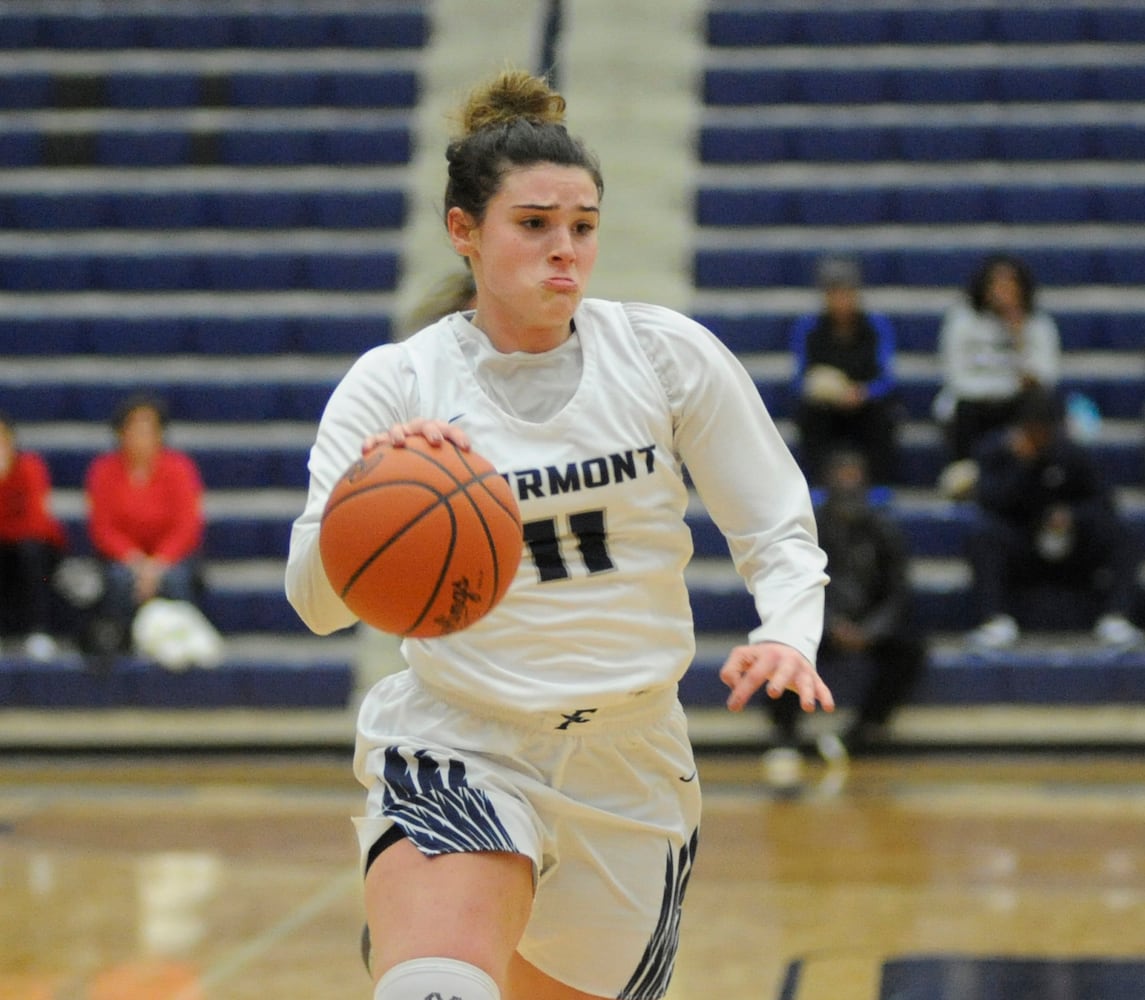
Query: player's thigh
xmin=364 ymin=837 xmax=534 ymax=982
xmin=507 ymin=952 xmax=611 ymax=1000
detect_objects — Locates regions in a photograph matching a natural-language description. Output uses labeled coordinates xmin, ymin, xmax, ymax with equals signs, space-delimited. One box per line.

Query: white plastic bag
xmin=132 ymin=598 xmax=224 ymax=671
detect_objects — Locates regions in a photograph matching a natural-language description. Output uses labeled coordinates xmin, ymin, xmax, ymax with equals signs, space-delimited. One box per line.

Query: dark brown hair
xmin=443 ymin=69 xmax=603 ymax=225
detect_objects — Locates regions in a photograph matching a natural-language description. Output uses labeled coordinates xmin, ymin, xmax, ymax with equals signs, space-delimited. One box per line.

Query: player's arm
xmin=286 ymin=346 xmax=413 ymax=635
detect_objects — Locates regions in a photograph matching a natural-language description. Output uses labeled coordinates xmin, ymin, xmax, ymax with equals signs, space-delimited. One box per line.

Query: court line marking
xmin=173 ymin=866 xmax=360 ymax=999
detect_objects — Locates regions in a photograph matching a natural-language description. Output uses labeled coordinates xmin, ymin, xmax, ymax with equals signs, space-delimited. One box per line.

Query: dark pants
xmin=765 ymin=632 xmax=927 ymax=744
xmin=0 ymin=539 xmax=59 ymax=637
xmin=89 ymin=557 xmax=203 ymax=654
xmin=797 ymin=397 xmax=899 ymax=486
xmin=949 ymin=397 xmax=1022 ymax=462
xmin=968 ymin=508 xmax=1138 ymax=624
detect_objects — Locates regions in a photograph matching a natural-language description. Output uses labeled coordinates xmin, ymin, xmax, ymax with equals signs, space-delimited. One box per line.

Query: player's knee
xmin=374 ymin=957 xmax=500 ymax=1000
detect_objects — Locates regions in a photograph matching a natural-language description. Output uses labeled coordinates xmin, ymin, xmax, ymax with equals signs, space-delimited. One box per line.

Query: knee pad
xmin=374 ymin=957 xmax=500 ymax=1000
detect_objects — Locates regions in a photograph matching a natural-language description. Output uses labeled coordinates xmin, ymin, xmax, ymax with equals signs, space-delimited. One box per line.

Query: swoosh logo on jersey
xmin=679 ymin=770 xmax=697 ymax=783
xmin=447 ymin=413 xmax=465 ymax=423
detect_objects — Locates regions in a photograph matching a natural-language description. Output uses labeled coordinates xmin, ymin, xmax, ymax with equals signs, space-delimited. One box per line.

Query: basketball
xmin=319 ymin=437 xmax=523 ymax=638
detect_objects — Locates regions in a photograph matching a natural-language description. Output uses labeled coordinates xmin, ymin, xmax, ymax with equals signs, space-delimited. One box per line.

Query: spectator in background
xmin=966 ymin=386 xmax=1142 ymax=650
xmin=0 ymin=411 xmax=67 ymax=660
xmin=934 ymin=253 xmax=1061 ymax=476
xmin=762 ymin=450 xmax=926 ymax=771
xmin=84 ymin=393 xmax=206 ymax=656
xmin=791 ymin=254 xmax=901 ymax=486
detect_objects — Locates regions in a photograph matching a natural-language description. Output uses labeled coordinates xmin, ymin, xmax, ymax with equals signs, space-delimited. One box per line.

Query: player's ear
xmin=447 ymin=207 xmax=479 ymax=257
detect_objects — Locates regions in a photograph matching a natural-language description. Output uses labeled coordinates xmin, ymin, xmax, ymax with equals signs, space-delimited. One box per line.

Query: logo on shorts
xmin=555 ymin=708 xmax=597 ymax=730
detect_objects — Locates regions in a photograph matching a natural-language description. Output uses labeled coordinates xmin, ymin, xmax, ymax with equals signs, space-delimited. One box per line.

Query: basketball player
xmin=286 ymin=69 xmax=832 ymax=1000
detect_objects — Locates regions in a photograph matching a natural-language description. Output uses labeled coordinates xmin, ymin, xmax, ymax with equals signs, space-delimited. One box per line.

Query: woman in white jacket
xmin=935 ymin=253 xmax=1061 ymax=463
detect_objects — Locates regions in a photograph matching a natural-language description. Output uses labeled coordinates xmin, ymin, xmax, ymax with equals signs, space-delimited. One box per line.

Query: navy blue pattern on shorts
xmin=619 ymin=827 xmax=699 ymax=1000
xmin=380 ymin=745 xmax=519 ymax=855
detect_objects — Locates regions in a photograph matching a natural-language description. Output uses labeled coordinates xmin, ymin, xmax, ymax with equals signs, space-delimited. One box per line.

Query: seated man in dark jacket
xmin=762 ymin=449 xmax=927 ymax=769
xmin=967 ymin=386 xmax=1143 ymax=649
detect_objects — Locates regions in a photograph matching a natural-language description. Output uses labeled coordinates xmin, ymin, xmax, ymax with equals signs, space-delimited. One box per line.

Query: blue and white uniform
xmin=286 ymin=298 xmax=826 ymax=998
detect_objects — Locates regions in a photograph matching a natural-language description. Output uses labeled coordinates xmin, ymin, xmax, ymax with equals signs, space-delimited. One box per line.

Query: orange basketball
xmin=319 ymin=437 xmax=522 ymax=638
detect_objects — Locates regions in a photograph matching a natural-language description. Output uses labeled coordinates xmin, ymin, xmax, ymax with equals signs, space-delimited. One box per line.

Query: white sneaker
xmin=24 ymin=633 xmax=58 ymax=661
xmin=969 ymin=614 xmax=1020 ymax=649
xmin=1094 ymin=614 xmax=1143 ymax=648
xmin=761 ymin=746 xmax=804 ymax=786
xmin=816 ymin=732 xmax=849 ymax=765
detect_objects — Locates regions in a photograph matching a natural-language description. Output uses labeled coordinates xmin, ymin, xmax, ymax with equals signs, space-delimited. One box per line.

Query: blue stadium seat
xmin=141 ymin=14 xmax=238 ymax=48
xmin=1091 ymin=65 xmax=1145 ymax=102
xmin=1100 ymin=248 xmax=1145 ymax=286
xmin=200 ymin=254 xmax=299 ymax=291
xmin=0 ymin=14 xmax=38 ymax=48
xmin=227 ymin=72 xmax=324 ymax=107
xmin=192 ymin=317 xmax=293 ymax=355
xmin=796 ymin=69 xmax=889 ymax=105
xmin=995 ymin=186 xmax=1093 ymax=224
xmin=329 ymin=11 xmax=429 ymax=49
xmin=699 ymin=126 xmax=788 ymax=165
xmin=327 ymin=71 xmax=419 ymax=109
xmin=111 ymin=192 xmax=206 ymax=229
xmin=1054 ymin=313 xmax=1107 ymax=351
xmin=795 ymin=10 xmax=893 ymax=45
xmin=242 ymin=14 xmax=333 ymax=48
xmin=897 ymin=124 xmax=991 ymax=162
xmin=706 ymin=9 xmax=793 ymax=47
xmin=1095 ymin=125 xmax=1145 ymax=160
xmin=0 ymin=73 xmax=53 ymax=109
xmin=206 ymin=191 xmax=307 ymax=229
xmin=791 ymin=126 xmax=895 ymax=162
xmin=996 ymin=8 xmax=1086 ymax=43
xmin=96 ymin=131 xmax=193 ymax=167
xmin=307 ymin=190 xmax=405 ymax=229
xmin=320 ymin=127 xmax=412 ymax=165
xmin=84 ymin=317 xmax=192 ymax=355
xmin=995 ymin=66 xmax=1090 ymax=103
xmin=1089 ymin=7 xmax=1145 ymax=42
xmin=166 ymin=383 xmax=284 ymax=422
xmin=4 ymin=192 xmax=111 ymax=229
xmin=0 ymin=131 xmax=42 ymax=167
xmin=892 ymin=67 xmax=992 ymax=104
xmin=105 ymin=73 xmax=202 ymax=108
xmin=993 ymin=124 xmax=1090 ymax=165
xmin=293 ymin=316 xmax=392 ymax=354
xmin=704 ymin=68 xmax=790 ymax=106
xmin=1094 ymin=186 xmax=1145 ymax=223
xmin=695 ymin=188 xmax=793 ymax=227
xmin=895 ymin=9 xmax=991 ymax=44
xmin=0 ymin=255 xmax=90 ymax=291
xmin=219 ymin=130 xmax=317 ymax=167
xmin=795 ymin=188 xmax=889 ymax=225
xmin=94 ymin=254 xmax=200 ymax=292
xmin=0 ymin=320 xmax=84 ymax=356
xmin=41 ymin=14 xmax=146 ymax=48
xmin=1105 ymin=314 xmax=1145 ymax=350
xmin=895 ymin=186 xmax=991 ymax=224
xmin=303 ymin=252 xmax=399 ymax=291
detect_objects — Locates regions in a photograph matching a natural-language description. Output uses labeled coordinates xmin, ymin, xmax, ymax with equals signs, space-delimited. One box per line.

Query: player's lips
xmin=543 ymin=276 xmax=578 ymax=291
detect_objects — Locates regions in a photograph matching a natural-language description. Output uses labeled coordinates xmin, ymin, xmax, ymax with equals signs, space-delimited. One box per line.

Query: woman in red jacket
xmin=85 ymin=393 xmax=206 ymax=655
xmin=0 ymin=412 xmax=67 ymax=660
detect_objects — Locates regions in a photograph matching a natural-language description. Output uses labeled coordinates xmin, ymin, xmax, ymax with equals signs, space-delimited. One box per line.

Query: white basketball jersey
xmin=287 ymin=298 xmax=826 ymax=711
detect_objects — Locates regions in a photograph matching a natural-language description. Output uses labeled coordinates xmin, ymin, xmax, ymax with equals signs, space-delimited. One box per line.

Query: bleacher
xmin=686 ymin=1 xmax=1145 ymax=708
xmin=2 ymin=2 xmax=1144 ymax=729
xmin=0 ymin=4 xmax=427 ymax=710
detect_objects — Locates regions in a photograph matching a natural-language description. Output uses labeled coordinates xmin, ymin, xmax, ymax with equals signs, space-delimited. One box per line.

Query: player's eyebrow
xmin=513 ymin=202 xmax=600 ymax=214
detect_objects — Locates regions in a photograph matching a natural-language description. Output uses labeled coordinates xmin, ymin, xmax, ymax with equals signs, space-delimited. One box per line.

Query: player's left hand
xmin=719 ymin=641 xmax=835 ymax=714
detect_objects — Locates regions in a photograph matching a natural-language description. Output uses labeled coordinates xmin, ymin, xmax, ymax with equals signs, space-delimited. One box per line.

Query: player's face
xmin=449 ymin=163 xmax=600 ymax=352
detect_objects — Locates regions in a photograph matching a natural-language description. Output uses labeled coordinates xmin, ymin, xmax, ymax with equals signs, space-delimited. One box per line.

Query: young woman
xmin=286 ymin=70 xmax=833 ymax=1000
xmin=85 ymin=393 xmax=205 ymax=654
xmin=0 ymin=411 xmax=67 ymax=659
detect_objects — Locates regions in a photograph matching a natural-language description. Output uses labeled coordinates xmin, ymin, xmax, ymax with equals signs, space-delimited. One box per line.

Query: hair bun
xmin=458 ymin=69 xmax=566 ymax=137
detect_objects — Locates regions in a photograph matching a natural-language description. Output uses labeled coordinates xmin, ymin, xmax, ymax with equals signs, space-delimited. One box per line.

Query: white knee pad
xmin=374 ymin=957 xmax=500 ymax=1000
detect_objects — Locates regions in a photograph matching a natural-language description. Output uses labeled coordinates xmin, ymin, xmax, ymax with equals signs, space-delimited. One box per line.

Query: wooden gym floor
xmin=2 ymin=748 xmax=1144 ymax=1000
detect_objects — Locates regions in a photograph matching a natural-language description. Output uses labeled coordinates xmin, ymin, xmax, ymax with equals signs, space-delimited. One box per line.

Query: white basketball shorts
xmin=353 ymin=669 xmax=701 ymax=1000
